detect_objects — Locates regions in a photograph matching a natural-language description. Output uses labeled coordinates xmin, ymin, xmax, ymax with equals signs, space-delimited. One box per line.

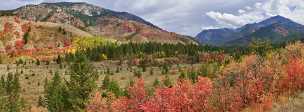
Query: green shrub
xmin=153 ymin=78 xmax=161 ymax=87
xmin=105 ymin=80 xmax=126 ymax=97
xmin=163 ymin=75 xmax=172 ymax=87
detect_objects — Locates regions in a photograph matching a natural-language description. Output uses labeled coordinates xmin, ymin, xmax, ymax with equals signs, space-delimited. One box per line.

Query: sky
xmin=1 ymin=0 xmax=304 ymax=36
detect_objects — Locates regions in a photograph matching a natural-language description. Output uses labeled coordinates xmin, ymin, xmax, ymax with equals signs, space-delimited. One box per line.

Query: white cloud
xmin=245 ymin=6 xmax=252 ymax=10
xmin=103 ymin=0 xmax=264 ymax=36
xmin=238 ymin=9 xmax=246 ymax=14
xmin=104 ymin=0 xmax=237 ymax=36
xmin=206 ymin=11 xmax=266 ymax=28
xmin=206 ymin=0 xmax=304 ymax=29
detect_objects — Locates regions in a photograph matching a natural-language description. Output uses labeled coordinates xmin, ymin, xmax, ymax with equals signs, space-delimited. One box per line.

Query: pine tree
xmin=36 ymin=59 xmax=40 ymax=65
xmin=161 ymin=64 xmax=169 ymax=75
xmin=188 ymin=72 xmax=198 ymax=83
xmin=149 ymin=68 xmax=154 ymax=75
xmin=102 ymin=75 xmax=110 ymax=89
xmin=65 ymin=55 xmax=99 ymax=111
xmin=179 ymin=72 xmax=186 ymax=79
xmin=0 ymin=73 xmax=23 ymax=112
xmin=56 ymin=55 xmax=62 ymax=65
xmin=0 ymin=76 xmax=6 ymax=111
xmin=163 ymin=75 xmax=172 ymax=87
xmin=153 ymin=78 xmax=160 ymax=87
xmin=106 ymin=80 xmax=125 ymax=97
xmin=134 ymin=69 xmax=142 ymax=78
xmin=23 ymin=32 xmax=30 ymax=44
xmin=45 ymin=72 xmax=66 ymax=112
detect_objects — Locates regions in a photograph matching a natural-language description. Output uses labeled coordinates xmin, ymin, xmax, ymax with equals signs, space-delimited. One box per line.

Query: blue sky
xmin=2 ymin=0 xmax=304 ymax=36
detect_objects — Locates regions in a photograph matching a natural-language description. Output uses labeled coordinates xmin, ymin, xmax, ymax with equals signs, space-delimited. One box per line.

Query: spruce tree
xmin=163 ymin=75 xmax=172 ymax=87
xmin=0 ymin=76 xmax=5 ymax=111
xmin=0 ymin=73 xmax=23 ymax=112
xmin=102 ymin=75 xmax=110 ymax=89
xmin=45 ymin=72 xmax=66 ymax=112
xmin=153 ymin=78 xmax=161 ymax=87
xmin=65 ymin=55 xmax=99 ymax=111
xmin=179 ymin=72 xmax=186 ymax=79
xmin=106 ymin=80 xmax=125 ymax=97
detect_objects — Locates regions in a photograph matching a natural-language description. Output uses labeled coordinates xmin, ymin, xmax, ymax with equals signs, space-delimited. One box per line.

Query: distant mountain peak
xmin=260 ymin=15 xmax=293 ymax=24
xmin=269 ymin=15 xmax=288 ymax=20
xmin=196 ymin=15 xmax=304 ymax=46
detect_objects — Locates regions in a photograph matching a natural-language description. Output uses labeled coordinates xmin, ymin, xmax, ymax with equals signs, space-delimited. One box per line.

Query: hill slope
xmin=196 ymin=16 xmax=304 ymax=46
xmin=0 ymin=2 xmax=196 ymax=44
xmin=0 ymin=16 xmax=95 ymax=60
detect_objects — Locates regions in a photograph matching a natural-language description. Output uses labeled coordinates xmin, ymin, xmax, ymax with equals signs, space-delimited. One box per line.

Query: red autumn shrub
xmin=86 ymin=92 xmax=110 ymax=112
xmin=111 ymin=78 xmax=146 ymax=112
xmin=140 ymin=77 xmax=213 ymax=112
xmin=199 ymin=52 xmax=226 ymax=63
xmin=21 ymin=23 xmax=31 ymax=33
xmin=87 ymin=77 xmax=213 ymax=112
xmin=3 ymin=22 xmax=12 ymax=33
xmin=281 ymin=58 xmax=304 ymax=92
xmin=14 ymin=31 xmax=20 ymax=37
xmin=253 ymin=94 xmax=273 ymax=112
xmin=234 ymin=75 xmax=265 ymax=106
xmin=214 ymin=55 xmax=275 ymax=111
xmin=15 ymin=39 xmax=25 ymax=49
xmin=64 ymin=39 xmax=72 ymax=47
xmin=212 ymin=86 xmax=243 ymax=112
xmin=131 ymin=58 xmax=141 ymax=66
xmin=5 ymin=44 xmax=13 ymax=52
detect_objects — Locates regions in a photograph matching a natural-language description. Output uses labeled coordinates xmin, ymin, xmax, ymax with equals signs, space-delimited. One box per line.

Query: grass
xmin=0 ymin=60 xmax=202 ymax=111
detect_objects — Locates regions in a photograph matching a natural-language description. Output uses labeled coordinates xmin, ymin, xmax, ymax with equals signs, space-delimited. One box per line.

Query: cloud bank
xmin=206 ymin=0 xmax=304 ymax=29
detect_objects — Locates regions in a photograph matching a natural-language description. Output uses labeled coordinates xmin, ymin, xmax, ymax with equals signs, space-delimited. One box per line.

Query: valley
xmin=0 ymin=1 xmax=304 ymax=112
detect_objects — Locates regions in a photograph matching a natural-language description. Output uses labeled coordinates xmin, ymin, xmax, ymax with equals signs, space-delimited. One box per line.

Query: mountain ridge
xmin=0 ymin=2 xmax=196 ymax=44
xmin=196 ymin=15 xmax=304 ymax=46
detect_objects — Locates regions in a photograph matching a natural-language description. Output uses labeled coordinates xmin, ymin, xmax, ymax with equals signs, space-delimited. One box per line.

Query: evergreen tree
xmin=161 ymin=64 xmax=170 ymax=75
xmin=102 ymin=75 xmax=110 ymax=89
xmin=153 ymin=78 xmax=161 ymax=87
xmin=179 ymin=72 xmax=186 ymax=79
xmin=36 ymin=59 xmax=40 ymax=66
xmin=56 ymin=55 xmax=63 ymax=65
xmin=0 ymin=76 xmax=6 ymax=111
xmin=0 ymin=73 xmax=23 ymax=112
xmin=45 ymin=72 xmax=66 ymax=112
xmin=134 ymin=69 xmax=142 ymax=78
xmin=163 ymin=75 xmax=172 ymax=87
xmin=188 ymin=72 xmax=198 ymax=83
xmin=23 ymin=32 xmax=30 ymax=44
xmin=149 ymin=68 xmax=154 ymax=75
xmin=105 ymin=80 xmax=125 ymax=97
xmin=64 ymin=55 xmax=99 ymax=111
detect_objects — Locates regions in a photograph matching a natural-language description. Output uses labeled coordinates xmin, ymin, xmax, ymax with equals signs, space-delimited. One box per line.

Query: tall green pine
xmin=65 ymin=55 xmax=99 ymax=111
xmin=45 ymin=72 xmax=66 ymax=112
xmin=0 ymin=73 xmax=23 ymax=112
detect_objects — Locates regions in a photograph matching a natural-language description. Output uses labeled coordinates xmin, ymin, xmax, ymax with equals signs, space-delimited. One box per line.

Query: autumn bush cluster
xmin=86 ymin=42 xmax=304 ymax=112
xmin=87 ymin=77 xmax=213 ymax=112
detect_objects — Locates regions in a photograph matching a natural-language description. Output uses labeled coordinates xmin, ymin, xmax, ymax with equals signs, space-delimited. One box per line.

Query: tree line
xmin=65 ymin=42 xmax=223 ymax=62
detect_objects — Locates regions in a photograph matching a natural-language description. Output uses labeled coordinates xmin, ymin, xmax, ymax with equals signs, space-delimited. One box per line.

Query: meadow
xmin=1 ymin=38 xmax=304 ymax=112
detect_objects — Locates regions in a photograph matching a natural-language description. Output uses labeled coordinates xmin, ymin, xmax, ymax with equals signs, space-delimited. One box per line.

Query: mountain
xmin=196 ymin=15 xmax=304 ymax=46
xmin=0 ymin=2 xmax=196 ymax=44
